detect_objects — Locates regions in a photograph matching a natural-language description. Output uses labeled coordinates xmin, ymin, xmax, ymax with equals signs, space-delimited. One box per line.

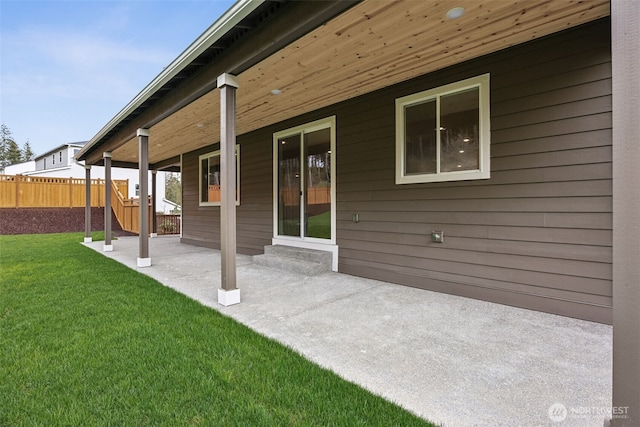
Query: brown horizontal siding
xmin=178 ymin=19 xmax=612 ymax=323
xmin=335 ymin=19 xmax=612 ymax=323
xmin=337 ymin=261 xmax=612 ymax=323
xmin=181 ymin=136 xmax=273 ymax=255
xmin=337 ymin=220 xmax=612 ymax=246
xmin=337 ymin=255 xmax=611 ymax=307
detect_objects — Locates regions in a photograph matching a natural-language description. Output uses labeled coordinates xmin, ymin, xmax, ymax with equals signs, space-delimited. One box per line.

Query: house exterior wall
xmin=3 ymin=161 xmax=36 ymax=175
xmin=181 ymin=19 xmax=612 ymax=323
xmin=36 ymin=146 xmax=70 ymax=170
xmin=181 ymin=133 xmax=273 ymax=253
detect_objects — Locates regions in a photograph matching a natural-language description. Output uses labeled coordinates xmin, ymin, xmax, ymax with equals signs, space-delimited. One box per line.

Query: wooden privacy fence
xmin=111 ymin=181 xmax=152 ymax=234
xmin=0 ymin=174 xmax=128 ymax=208
xmin=110 ymin=182 xmax=181 ymax=235
xmin=279 ymin=186 xmax=331 ymax=206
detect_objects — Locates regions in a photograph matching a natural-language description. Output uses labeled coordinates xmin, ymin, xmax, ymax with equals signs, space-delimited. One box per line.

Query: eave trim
xmin=77 ymin=0 xmax=264 ymax=161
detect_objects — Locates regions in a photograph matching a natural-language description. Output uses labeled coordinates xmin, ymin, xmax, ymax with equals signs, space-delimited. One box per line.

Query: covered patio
xmin=83 ymin=235 xmax=611 ymax=426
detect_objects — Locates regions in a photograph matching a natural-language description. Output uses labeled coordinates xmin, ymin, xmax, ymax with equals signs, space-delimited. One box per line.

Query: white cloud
xmin=0 ymin=0 xmax=234 ymax=156
xmin=1 ymin=26 xmax=171 ymax=101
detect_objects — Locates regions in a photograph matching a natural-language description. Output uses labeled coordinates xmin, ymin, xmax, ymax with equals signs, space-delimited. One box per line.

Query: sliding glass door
xmin=274 ymin=117 xmax=335 ymax=242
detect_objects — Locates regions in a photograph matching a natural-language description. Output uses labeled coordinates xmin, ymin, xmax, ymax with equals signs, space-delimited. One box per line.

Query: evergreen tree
xmin=0 ymin=123 xmax=16 ymax=169
xmin=164 ymin=172 xmax=182 ymax=207
xmin=5 ymin=139 xmax=22 ymax=166
xmin=22 ymin=141 xmax=35 ymax=161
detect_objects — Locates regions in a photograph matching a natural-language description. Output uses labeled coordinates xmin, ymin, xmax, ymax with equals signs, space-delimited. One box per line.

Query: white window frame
xmin=271 ymin=116 xmax=339 ymax=271
xmin=395 ymin=73 xmax=491 ymax=184
xmin=198 ymin=145 xmax=240 ymax=207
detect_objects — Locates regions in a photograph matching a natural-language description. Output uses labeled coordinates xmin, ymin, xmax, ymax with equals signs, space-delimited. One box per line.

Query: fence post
xmin=15 ymin=175 xmax=19 ymax=208
xmin=69 ymin=177 xmax=73 ymax=208
xmin=97 ymin=178 xmax=102 ymax=207
xmin=103 ymin=153 xmax=113 ymax=252
xmin=84 ymin=166 xmax=92 ymax=242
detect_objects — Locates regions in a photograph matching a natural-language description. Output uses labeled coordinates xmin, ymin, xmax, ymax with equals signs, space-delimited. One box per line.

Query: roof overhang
xmin=77 ymin=0 xmax=265 ymax=162
xmin=78 ymin=0 xmax=610 ymax=168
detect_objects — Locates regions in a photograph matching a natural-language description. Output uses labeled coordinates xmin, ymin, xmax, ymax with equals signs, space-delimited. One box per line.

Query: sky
xmin=0 ymin=0 xmax=236 ymax=157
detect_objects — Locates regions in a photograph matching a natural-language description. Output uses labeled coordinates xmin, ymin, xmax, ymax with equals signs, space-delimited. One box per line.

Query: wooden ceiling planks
xmin=110 ymin=0 xmax=609 ymax=165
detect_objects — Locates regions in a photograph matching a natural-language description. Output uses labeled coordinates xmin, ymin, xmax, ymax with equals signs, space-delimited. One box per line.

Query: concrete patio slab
xmin=83 ymin=235 xmax=612 ymax=427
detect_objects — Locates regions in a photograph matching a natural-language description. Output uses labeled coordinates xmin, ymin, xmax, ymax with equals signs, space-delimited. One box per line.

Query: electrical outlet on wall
xmin=431 ymin=231 xmax=444 ymax=243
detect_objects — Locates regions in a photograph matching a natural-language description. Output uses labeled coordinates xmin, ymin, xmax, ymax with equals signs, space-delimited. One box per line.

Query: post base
xmin=218 ymin=288 xmax=241 ymax=306
xmin=103 ymin=244 xmax=113 ymax=252
xmin=137 ymin=257 xmax=152 ymax=268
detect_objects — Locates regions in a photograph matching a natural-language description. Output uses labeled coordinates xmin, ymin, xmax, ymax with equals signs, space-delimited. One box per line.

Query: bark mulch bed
xmin=0 ymin=207 xmax=135 ymax=236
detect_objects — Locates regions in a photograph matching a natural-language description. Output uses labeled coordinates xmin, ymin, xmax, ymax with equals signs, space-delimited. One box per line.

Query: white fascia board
xmin=77 ymin=0 xmax=264 ymax=161
xmin=22 ymin=166 xmax=72 ymax=175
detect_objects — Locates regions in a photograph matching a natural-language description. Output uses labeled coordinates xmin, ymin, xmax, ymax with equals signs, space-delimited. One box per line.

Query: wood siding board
xmin=337 ymin=210 xmax=611 ymax=230
xmin=338 ymin=261 xmax=611 ymax=324
xmin=338 ymin=229 xmax=611 ymax=263
xmin=491 ymin=146 xmax=611 ymax=171
xmin=336 ymin=239 xmax=611 ymax=280
xmin=491 ymin=112 xmax=612 ymax=144
xmin=339 ymin=164 xmax=612 ymax=190
xmin=355 ymin=180 xmax=613 ymax=201
xmin=339 ymin=196 xmax=611 ymax=213
xmin=491 ymin=129 xmax=612 ymax=156
xmin=338 ymin=221 xmax=612 ymax=246
xmin=492 ymin=79 xmax=612 ymax=117
xmin=492 ymin=96 xmax=611 ymax=131
xmin=492 ymin=58 xmax=612 ymax=98
xmin=337 ymin=249 xmax=611 ymax=298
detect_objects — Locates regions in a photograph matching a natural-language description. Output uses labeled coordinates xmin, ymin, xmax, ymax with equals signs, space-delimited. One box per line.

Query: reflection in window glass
xmin=199 ymin=147 xmax=239 ymax=205
xmin=304 ymin=128 xmax=331 ymax=239
xmin=404 ymin=100 xmax=437 ymax=175
xmin=278 ymin=134 xmax=301 ymax=236
xmin=440 ymin=87 xmax=479 ymax=172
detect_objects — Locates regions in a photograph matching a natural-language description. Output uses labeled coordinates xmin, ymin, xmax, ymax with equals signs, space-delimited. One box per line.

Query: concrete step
xmin=252 ymin=245 xmax=332 ymax=275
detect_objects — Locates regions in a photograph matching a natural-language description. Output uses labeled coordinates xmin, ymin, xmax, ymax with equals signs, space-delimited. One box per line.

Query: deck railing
xmin=110 ymin=182 xmax=180 ymax=235
xmin=110 ymin=181 xmax=152 ymax=234
xmin=156 ymin=214 xmax=181 ymax=235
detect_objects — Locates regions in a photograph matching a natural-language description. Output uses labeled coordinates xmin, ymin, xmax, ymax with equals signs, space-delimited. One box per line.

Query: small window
xmin=199 ymin=145 xmax=240 ymax=206
xmin=396 ymin=74 xmax=490 ymax=184
xmin=59 ymin=151 xmax=63 ymax=162
xmin=52 ymin=154 xmax=55 ymax=165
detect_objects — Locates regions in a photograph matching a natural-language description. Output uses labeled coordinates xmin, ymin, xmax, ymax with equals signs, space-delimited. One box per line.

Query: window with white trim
xmin=199 ymin=145 xmax=240 ymax=206
xmin=396 ymin=74 xmax=490 ymax=184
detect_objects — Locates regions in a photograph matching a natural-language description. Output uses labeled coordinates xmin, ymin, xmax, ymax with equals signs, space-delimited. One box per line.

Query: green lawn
xmin=0 ymin=232 xmax=434 ymax=426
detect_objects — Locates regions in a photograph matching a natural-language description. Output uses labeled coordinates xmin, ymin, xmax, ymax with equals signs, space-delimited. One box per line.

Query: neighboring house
xmin=2 ymin=160 xmax=35 ymax=175
xmin=76 ymin=1 xmax=638 ymax=419
xmin=5 ymin=141 xmax=174 ymax=213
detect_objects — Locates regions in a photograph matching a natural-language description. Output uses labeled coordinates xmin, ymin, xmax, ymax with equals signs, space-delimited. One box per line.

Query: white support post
xmin=137 ymin=129 xmax=151 ymax=268
xmin=84 ymin=165 xmax=92 ymax=243
xmin=217 ymin=73 xmax=240 ymax=306
xmin=103 ymin=152 xmax=113 ymax=252
xmin=150 ymin=170 xmax=158 ymax=238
